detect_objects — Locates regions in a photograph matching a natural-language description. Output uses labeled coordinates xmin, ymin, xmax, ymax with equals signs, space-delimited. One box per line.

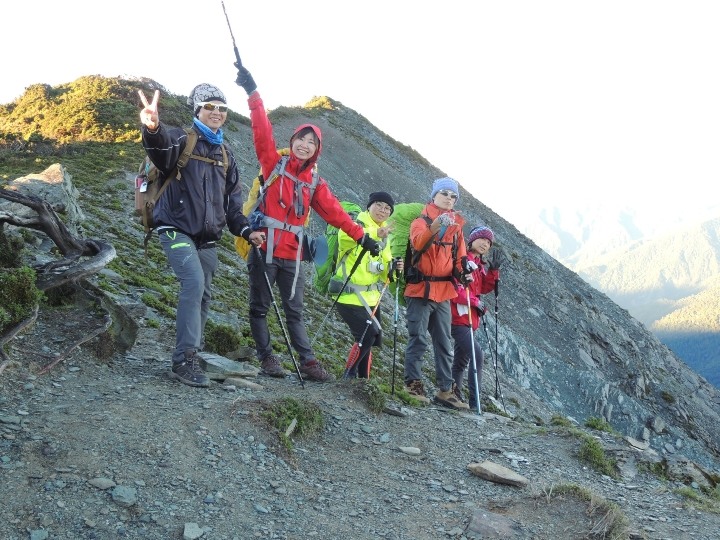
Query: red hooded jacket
xmin=248 ymin=92 xmax=364 ymax=260
xmin=450 ymin=252 xmax=499 ymax=330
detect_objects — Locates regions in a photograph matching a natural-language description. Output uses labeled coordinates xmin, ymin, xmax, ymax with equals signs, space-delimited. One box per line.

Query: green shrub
xmin=262 ymin=398 xmax=324 ymax=450
xmin=585 ymin=416 xmax=614 ymax=433
xmin=355 ymin=379 xmax=387 ymax=413
xmin=204 ymin=321 xmax=242 ymax=355
xmin=550 ymin=415 xmax=573 ymax=427
xmin=0 ymin=267 xmax=44 ymax=333
xmin=0 ymin=228 xmax=24 ymax=268
xmin=578 ymin=436 xmax=619 ymax=478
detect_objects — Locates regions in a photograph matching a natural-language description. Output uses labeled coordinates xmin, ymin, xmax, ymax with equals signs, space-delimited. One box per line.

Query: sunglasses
xmin=438 ymin=190 xmax=458 ymax=200
xmin=198 ymin=102 xmax=229 ymax=113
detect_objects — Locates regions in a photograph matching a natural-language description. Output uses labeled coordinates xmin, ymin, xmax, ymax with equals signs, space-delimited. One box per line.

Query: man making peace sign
xmin=139 ymin=84 xmax=263 ymax=388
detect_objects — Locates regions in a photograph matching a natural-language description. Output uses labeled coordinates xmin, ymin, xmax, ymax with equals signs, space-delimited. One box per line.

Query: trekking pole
xmin=494 ymin=280 xmax=501 ymax=402
xmin=221 ymin=1 xmax=243 ymax=66
xmin=343 ymin=275 xmax=391 ymax=379
xmin=480 ymin=310 xmax=505 ymax=411
xmin=254 ymin=247 xmax=304 ymax=388
xmin=391 ymin=270 xmax=400 ymax=396
xmin=311 ymin=247 xmax=368 ymax=346
xmin=466 ymin=289 xmax=482 ymax=415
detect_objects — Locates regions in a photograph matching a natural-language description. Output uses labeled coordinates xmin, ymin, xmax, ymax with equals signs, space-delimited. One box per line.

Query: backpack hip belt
xmin=342 ymin=280 xmax=385 ymax=294
xmin=258 ymin=215 xmax=307 ymax=301
xmin=337 ymin=282 xmax=382 ymax=332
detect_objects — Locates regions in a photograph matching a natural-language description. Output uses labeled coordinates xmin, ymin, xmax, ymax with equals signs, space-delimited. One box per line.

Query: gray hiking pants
xmin=159 ymin=230 xmax=217 ymax=364
xmin=404 ymin=297 xmax=453 ymax=391
xmin=248 ymin=248 xmax=313 ymax=364
xmin=451 ymin=324 xmax=484 ymax=402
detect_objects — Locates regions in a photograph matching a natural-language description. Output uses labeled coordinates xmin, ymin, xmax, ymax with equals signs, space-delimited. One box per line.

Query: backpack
xmin=135 ymin=128 xmax=228 ymax=252
xmin=233 ymin=148 xmax=318 ymax=261
xmin=233 ymin=150 xmax=320 ymax=300
xmin=386 ymin=202 xmax=458 ymax=302
xmin=234 ymin=148 xmax=287 ymax=261
xmin=313 ymin=200 xmax=363 ymax=295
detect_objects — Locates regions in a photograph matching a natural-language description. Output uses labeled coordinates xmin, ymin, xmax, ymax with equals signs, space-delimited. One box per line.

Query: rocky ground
xmin=2 ymin=303 xmax=720 ymax=540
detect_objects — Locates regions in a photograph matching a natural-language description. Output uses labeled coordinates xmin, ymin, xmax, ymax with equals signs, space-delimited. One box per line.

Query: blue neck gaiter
xmin=193 ymin=118 xmax=224 ymax=145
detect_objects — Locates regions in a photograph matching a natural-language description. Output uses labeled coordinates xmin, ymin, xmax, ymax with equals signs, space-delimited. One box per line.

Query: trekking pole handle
xmin=221 ymin=1 xmax=243 ymax=66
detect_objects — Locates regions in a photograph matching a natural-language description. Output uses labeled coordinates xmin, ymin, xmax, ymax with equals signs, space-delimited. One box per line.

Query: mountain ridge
xmin=2 ymin=76 xmax=720 ymax=538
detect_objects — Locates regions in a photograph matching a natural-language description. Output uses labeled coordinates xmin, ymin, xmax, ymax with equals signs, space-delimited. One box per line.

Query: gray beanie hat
xmin=187 ymin=83 xmax=227 ymax=113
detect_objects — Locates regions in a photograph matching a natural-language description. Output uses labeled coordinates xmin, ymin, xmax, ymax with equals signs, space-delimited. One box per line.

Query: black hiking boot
xmin=170 ymin=351 xmax=209 ymax=388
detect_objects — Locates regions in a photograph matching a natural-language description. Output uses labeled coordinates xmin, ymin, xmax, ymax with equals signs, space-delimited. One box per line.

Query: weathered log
xmin=0 ymin=188 xmax=126 ymax=369
xmin=0 ymin=189 xmax=117 ymax=290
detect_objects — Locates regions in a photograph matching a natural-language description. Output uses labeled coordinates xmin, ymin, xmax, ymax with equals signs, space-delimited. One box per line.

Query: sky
xmin=2 ymin=1 xmax=719 ymax=235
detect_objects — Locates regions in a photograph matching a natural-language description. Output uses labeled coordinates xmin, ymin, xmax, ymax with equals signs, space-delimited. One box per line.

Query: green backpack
xmin=386 ymin=202 xmax=425 ymax=302
xmin=314 ymin=201 xmax=363 ymax=295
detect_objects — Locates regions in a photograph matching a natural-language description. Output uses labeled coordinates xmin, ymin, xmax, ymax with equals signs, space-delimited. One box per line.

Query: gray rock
xmin=183 ymin=522 xmax=205 ymax=539
xmin=111 ymin=485 xmax=137 ymax=507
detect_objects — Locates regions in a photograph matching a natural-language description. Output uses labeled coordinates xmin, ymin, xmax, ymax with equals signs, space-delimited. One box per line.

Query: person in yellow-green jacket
xmin=332 ymin=192 xmax=403 ymax=378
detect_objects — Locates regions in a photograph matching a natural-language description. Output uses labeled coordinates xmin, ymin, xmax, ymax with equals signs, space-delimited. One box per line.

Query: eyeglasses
xmin=373 ymin=202 xmax=392 ymax=212
xmin=437 ymin=190 xmax=458 ymax=200
xmin=198 ymin=102 xmax=229 ymax=113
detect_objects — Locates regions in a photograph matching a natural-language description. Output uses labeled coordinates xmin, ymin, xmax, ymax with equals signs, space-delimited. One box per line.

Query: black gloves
xmin=235 ymin=62 xmax=257 ymax=95
xmin=359 ymin=234 xmax=381 ymax=257
xmin=458 ymin=256 xmax=474 ymax=286
xmin=487 ymin=248 xmax=506 ymax=270
xmin=462 ymin=256 xmax=478 ymax=274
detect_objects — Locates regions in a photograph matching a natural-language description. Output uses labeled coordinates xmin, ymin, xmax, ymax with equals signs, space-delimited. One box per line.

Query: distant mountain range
xmin=521 ymin=206 xmax=720 ymax=387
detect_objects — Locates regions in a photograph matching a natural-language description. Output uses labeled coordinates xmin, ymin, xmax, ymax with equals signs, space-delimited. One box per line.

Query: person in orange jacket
xmin=235 ymin=63 xmax=380 ymax=382
xmin=450 ymin=226 xmax=502 ymax=410
xmin=403 ymin=177 xmax=474 ymax=409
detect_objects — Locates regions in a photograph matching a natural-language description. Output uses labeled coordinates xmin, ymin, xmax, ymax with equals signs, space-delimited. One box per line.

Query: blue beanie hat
xmin=430 ymin=177 xmax=460 ymax=202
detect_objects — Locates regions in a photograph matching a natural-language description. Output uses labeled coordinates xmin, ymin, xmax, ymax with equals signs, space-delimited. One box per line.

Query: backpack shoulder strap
xmin=410 ymin=215 xmax=435 ymax=266
xmin=177 ymin=129 xmax=228 ymax=177
xmin=220 ymin=143 xmax=229 ymax=177
xmin=176 ymin=129 xmax=199 ymax=169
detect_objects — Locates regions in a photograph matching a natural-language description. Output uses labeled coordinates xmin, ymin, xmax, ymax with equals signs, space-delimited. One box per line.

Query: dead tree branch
xmin=0 ymin=190 xmax=116 ymax=290
xmin=0 ymin=189 xmax=118 ymax=369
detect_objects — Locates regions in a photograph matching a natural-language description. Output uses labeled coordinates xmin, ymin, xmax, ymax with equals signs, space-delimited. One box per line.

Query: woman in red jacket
xmin=235 ymin=63 xmax=380 ymax=382
xmin=450 ymin=226 xmax=502 ymax=410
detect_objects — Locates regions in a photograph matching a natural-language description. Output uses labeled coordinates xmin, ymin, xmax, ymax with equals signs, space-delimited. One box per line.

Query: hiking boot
xmin=435 ymin=385 xmax=470 ymax=410
xmin=405 ymin=379 xmax=431 ymax=404
xmin=299 ymin=360 xmax=335 ymax=382
xmin=260 ymin=354 xmax=287 ymax=378
xmin=170 ymin=351 xmax=209 ymax=388
xmin=453 ymin=384 xmax=466 ymax=404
